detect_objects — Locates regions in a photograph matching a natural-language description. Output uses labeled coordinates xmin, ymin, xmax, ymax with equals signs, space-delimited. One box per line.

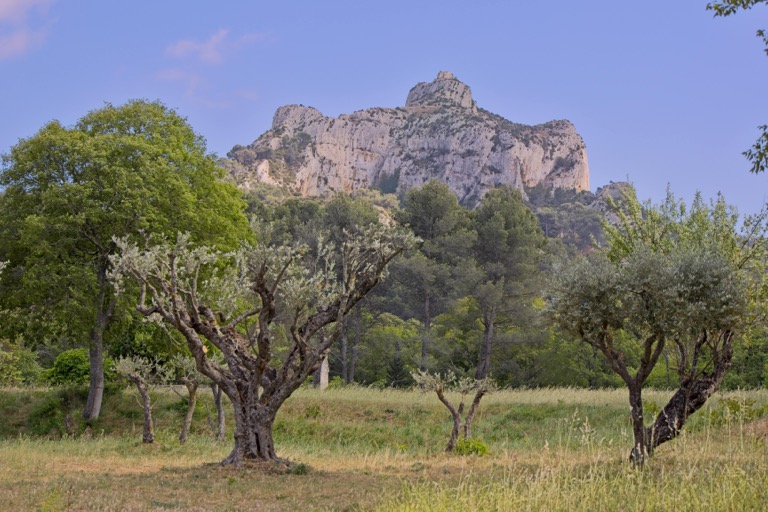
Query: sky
xmin=2 ymin=0 xmax=768 ymax=214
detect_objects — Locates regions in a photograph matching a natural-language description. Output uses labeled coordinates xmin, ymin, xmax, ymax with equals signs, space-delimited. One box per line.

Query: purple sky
xmin=2 ymin=1 xmax=768 ymax=213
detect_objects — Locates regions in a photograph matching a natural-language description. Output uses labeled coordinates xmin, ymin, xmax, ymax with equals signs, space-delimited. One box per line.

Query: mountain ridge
xmin=223 ymin=71 xmax=590 ymax=207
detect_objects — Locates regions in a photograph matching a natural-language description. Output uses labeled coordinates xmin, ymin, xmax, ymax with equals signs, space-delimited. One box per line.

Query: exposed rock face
xmin=591 ymin=181 xmax=633 ymax=225
xmin=224 ymin=71 xmax=590 ymax=206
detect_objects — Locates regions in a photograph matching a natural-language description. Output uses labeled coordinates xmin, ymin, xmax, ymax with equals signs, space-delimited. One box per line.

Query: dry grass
xmin=0 ymin=386 xmax=766 ymax=511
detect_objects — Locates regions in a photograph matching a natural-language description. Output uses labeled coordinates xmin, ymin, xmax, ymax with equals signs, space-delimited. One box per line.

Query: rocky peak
xmin=405 ymin=71 xmax=478 ymax=113
xmin=271 ymin=105 xmax=324 ymax=132
xmin=223 ymin=72 xmax=590 ymax=206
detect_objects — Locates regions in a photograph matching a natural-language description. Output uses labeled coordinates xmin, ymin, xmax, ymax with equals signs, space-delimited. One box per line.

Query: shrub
xmin=454 ymin=438 xmax=490 ymax=456
xmin=0 ymin=351 xmax=22 ymax=386
xmin=45 ymin=348 xmax=115 ymax=385
xmin=0 ymin=340 xmax=42 ymax=386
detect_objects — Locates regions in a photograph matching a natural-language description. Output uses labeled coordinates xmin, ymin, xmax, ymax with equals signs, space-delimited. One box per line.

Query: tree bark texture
xmin=463 ymin=388 xmax=486 ymax=440
xmin=647 ymin=340 xmax=733 ymax=452
xmin=220 ymin=387 xmax=280 ymax=465
xmin=628 ymin=382 xmax=648 ymax=465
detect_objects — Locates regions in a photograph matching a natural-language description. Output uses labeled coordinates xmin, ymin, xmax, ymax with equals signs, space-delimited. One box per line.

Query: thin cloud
xmin=156 ymin=68 xmax=205 ymax=97
xmin=0 ymin=0 xmax=52 ymax=23
xmin=0 ymin=25 xmax=46 ymax=59
xmin=165 ymin=28 xmax=270 ymax=64
xmin=0 ymin=0 xmax=54 ymax=60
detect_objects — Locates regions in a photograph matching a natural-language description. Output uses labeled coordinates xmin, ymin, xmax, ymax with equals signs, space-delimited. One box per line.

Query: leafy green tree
xmin=550 ymin=188 xmax=765 ymax=464
xmin=707 ymin=1 xmax=768 ymax=173
xmin=0 ymin=100 xmax=250 ymax=420
xmin=335 ymin=312 xmax=420 ymax=386
xmin=722 ymin=332 xmax=768 ymax=388
xmin=394 ymin=180 xmax=475 ymax=371
xmin=470 ymin=187 xmax=547 ymax=381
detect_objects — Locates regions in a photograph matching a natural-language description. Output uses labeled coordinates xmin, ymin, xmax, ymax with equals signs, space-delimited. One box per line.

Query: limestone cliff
xmin=224 ymin=71 xmax=590 ymax=206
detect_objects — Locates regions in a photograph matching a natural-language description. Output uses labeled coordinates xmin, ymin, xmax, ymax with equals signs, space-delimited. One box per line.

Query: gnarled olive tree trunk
xmin=647 ymin=335 xmax=733 ymax=453
xmin=111 ymin=227 xmax=412 ymax=466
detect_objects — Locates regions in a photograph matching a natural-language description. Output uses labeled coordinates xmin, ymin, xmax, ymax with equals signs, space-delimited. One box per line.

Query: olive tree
xmin=549 ymin=189 xmax=765 ymax=464
xmin=167 ymin=354 xmax=207 ymax=443
xmin=110 ymin=226 xmax=414 ymax=466
xmin=412 ymin=370 xmax=496 ymax=451
xmin=115 ymin=355 xmax=171 ymax=444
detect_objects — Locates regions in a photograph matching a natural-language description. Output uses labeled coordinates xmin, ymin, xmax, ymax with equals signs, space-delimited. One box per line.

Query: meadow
xmin=0 ymin=386 xmax=766 ymax=511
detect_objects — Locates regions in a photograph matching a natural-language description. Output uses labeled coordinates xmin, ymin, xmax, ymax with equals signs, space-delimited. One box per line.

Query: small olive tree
xmin=167 ymin=354 xmax=206 ymax=444
xmin=115 ymin=356 xmax=171 ymax=444
xmin=550 ymin=189 xmax=765 ymax=464
xmin=412 ymin=370 xmax=496 ymax=452
xmin=110 ymin=226 xmax=414 ymax=465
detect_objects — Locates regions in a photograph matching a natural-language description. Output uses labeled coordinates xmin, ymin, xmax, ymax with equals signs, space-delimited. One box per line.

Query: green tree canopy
xmin=0 ymin=100 xmax=250 ymax=419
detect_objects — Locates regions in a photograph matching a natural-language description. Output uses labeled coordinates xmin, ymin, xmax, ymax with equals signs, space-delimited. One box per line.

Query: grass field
xmin=0 ymin=386 xmax=766 ymax=511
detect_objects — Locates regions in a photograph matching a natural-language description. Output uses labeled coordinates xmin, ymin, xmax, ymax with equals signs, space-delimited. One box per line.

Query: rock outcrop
xmin=224 ymin=71 xmax=590 ymax=206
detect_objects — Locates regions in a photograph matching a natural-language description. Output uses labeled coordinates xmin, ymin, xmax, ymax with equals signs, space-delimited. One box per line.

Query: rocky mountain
xmin=224 ymin=71 xmax=590 ymax=207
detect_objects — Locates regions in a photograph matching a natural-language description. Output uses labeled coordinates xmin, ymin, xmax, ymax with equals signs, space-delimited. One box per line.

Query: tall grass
xmin=0 ymin=386 xmax=765 ymax=510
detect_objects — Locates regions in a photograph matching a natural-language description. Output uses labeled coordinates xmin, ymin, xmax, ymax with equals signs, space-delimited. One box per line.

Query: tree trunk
xmin=83 ymin=264 xmax=115 ymax=421
xmin=474 ymin=310 xmax=495 ymax=381
xmin=83 ymin=327 xmax=105 ymax=421
xmin=421 ymin=292 xmax=431 ymax=372
xmin=648 ymin=344 xmax=732 ymax=452
xmin=349 ymin=308 xmax=361 ymax=383
xmin=462 ymin=388 xmax=486 ymax=440
xmin=313 ymin=356 xmax=329 ymax=390
xmin=211 ymin=383 xmax=225 ymax=442
xmin=435 ymin=388 xmax=462 ymax=452
xmin=341 ymin=324 xmax=349 ymax=384
xmin=128 ymin=374 xmax=154 ymax=444
xmin=179 ymin=381 xmax=198 ymax=444
xmin=628 ymin=381 xmax=648 ymax=465
xmin=221 ymin=396 xmax=279 ymax=465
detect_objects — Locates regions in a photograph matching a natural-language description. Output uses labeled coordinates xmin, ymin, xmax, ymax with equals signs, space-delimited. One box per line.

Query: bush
xmin=0 ymin=341 xmax=43 ymax=386
xmin=45 ymin=348 xmax=115 ymax=385
xmin=454 ymin=438 xmax=490 ymax=456
xmin=0 ymin=351 xmax=22 ymax=386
